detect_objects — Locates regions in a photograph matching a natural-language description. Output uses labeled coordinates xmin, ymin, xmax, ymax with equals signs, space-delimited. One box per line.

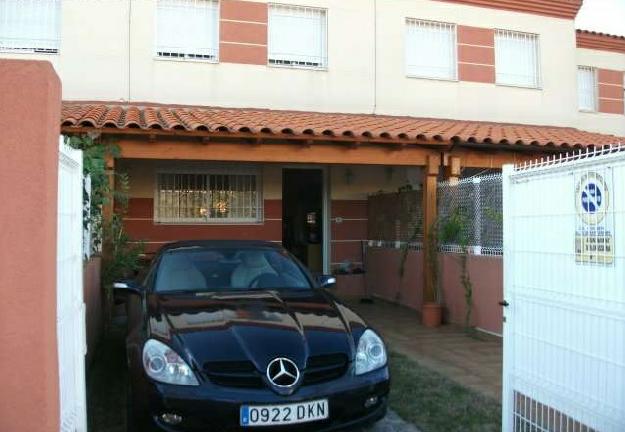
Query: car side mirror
xmin=317 ymin=275 xmax=337 ymax=288
xmin=113 ymin=280 xmax=143 ymax=296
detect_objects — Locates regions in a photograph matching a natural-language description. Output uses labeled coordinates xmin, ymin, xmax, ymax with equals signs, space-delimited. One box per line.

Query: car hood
xmin=146 ymin=289 xmax=367 ymax=373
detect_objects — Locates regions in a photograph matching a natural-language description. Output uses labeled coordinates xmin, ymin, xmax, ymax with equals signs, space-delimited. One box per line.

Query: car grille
xmin=303 ymin=353 xmax=349 ymax=385
xmin=203 ymin=361 xmax=264 ymax=388
xmin=204 ymin=354 xmax=349 ymax=388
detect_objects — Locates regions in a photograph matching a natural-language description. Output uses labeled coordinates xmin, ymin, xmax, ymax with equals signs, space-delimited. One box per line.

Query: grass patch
xmin=388 ymin=351 xmax=501 ymax=432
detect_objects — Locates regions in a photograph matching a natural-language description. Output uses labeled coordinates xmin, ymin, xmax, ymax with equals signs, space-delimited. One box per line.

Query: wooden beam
xmin=61 ymin=126 xmax=451 ymax=148
xmin=422 ymin=154 xmax=439 ymax=304
xmin=102 ymin=154 xmax=115 ymax=223
xmin=447 ymin=147 xmax=542 ymax=168
xmin=115 ymin=138 xmax=436 ymax=166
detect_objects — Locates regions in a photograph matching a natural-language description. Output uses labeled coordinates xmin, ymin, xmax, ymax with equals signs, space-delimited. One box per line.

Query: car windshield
xmin=153 ymin=246 xmax=313 ymax=293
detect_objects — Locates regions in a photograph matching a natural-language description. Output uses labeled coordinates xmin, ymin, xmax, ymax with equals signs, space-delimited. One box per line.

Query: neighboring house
xmin=1 ymin=0 xmax=624 ymax=278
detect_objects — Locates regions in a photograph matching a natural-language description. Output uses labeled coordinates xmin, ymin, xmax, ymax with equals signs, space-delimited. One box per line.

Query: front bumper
xmin=135 ymin=366 xmax=390 ymax=432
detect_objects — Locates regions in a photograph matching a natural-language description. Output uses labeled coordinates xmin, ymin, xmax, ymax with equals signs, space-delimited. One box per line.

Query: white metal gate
xmin=57 ymin=138 xmax=87 ymax=432
xmin=502 ymin=148 xmax=625 ymax=432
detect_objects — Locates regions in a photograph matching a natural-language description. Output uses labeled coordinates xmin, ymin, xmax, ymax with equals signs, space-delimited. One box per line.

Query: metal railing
xmin=437 ymin=173 xmax=503 ymax=256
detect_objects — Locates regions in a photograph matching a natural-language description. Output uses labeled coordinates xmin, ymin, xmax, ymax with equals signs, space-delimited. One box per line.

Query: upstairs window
xmin=495 ymin=30 xmax=540 ymax=88
xmin=405 ymin=19 xmax=457 ymax=80
xmin=0 ymin=0 xmax=61 ymax=53
xmin=268 ymin=4 xmax=327 ymax=69
xmin=156 ymin=0 xmax=219 ymax=61
xmin=577 ymin=66 xmax=597 ymax=112
xmin=155 ymin=170 xmax=262 ymax=224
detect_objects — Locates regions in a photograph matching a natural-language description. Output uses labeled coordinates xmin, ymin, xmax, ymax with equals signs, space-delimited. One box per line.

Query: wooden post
xmin=422 ymin=154 xmax=439 ymax=304
xmin=102 ymin=154 xmax=115 ymax=224
xmin=445 ymin=155 xmax=461 ymax=184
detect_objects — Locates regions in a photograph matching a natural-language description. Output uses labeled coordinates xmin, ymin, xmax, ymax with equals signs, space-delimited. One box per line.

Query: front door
xmin=282 ymin=169 xmax=324 ymax=273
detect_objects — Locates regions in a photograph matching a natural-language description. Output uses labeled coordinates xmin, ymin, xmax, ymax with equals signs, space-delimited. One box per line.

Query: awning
xmin=61 ymin=102 xmax=624 ymax=149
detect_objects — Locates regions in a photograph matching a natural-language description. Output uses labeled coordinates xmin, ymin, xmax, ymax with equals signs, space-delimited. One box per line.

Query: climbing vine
xmin=439 ymin=207 xmax=473 ymax=331
xmin=66 ymin=135 xmax=144 ymax=284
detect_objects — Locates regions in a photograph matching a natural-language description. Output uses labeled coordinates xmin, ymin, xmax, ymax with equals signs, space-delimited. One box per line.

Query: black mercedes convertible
xmin=115 ymin=240 xmax=389 ymax=431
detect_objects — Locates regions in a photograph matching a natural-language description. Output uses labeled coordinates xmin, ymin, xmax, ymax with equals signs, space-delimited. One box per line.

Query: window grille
xmin=156 ymin=0 xmax=219 ymax=61
xmin=437 ymin=173 xmax=503 ymax=256
xmin=405 ymin=19 xmax=457 ymax=80
xmin=577 ymin=66 xmax=597 ymax=112
xmin=0 ymin=0 xmax=61 ymax=53
xmin=495 ymin=30 xmax=541 ymax=88
xmin=155 ymin=171 xmax=262 ymax=223
xmin=268 ymin=4 xmax=327 ymax=68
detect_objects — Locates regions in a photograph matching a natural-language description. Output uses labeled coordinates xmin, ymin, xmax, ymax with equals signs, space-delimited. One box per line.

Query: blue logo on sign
xmin=241 ymin=406 xmax=249 ymax=425
xmin=581 ymin=182 xmax=602 ymax=213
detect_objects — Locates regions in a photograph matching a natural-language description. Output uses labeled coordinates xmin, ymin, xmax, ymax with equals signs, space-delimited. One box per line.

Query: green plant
xmin=439 ymin=207 xmax=473 ymax=330
xmin=398 ymin=220 xmax=421 ymax=279
xmin=67 ymin=135 xmax=144 ymax=330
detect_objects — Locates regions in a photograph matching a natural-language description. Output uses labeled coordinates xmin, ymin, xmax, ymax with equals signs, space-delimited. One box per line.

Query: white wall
xmin=1 ymin=0 xmax=622 ymax=136
xmin=128 ymin=0 xmax=375 ymax=112
xmin=576 ymin=48 xmax=625 ymax=137
xmin=375 ymin=0 xmax=578 ymax=127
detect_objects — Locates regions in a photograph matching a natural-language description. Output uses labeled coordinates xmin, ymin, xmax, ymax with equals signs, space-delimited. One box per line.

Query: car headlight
xmin=142 ymin=339 xmax=199 ymax=386
xmin=355 ymin=329 xmax=387 ymax=375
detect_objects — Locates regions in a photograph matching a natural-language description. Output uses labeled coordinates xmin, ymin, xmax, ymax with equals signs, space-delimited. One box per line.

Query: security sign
xmin=575 ymin=171 xmax=614 ymax=265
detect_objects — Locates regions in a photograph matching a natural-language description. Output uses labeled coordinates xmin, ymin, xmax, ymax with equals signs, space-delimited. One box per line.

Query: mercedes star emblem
xmin=266 ymin=357 xmax=300 ymax=388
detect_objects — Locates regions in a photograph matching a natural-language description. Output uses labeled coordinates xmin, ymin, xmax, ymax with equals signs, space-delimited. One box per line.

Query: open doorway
xmin=282 ymin=169 xmax=324 ymax=274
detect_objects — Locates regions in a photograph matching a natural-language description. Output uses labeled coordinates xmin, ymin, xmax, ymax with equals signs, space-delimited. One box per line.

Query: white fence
xmin=502 ymin=147 xmax=625 ymax=432
xmin=57 ymin=139 xmax=87 ymax=432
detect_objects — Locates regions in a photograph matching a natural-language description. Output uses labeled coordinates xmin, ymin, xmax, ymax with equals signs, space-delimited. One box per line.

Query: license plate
xmin=240 ymin=399 xmax=329 ymax=427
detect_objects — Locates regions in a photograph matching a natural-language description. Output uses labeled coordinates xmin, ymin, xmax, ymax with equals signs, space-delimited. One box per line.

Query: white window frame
xmin=268 ymin=3 xmax=328 ymax=70
xmin=0 ymin=0 xmax=61 ymax=54
xmin=154 ymin=0 xmax=220 ymax=63
xmin=494 ymin=29 xmax=541 ymax=89
xmin=577 ymin=65 xmax=598 ymax=113
xmin=154 ymin=166 xmax=263 ymax=225
xmin=405 ymin=18 xmax=458 ymax=81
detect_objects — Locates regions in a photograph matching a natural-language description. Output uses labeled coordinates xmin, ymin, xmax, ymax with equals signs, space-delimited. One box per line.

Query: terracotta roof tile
xmin=576 ymin=29 xmax=625 ymax=54
xmin=60 ymin=102 xmax=625 ymax=149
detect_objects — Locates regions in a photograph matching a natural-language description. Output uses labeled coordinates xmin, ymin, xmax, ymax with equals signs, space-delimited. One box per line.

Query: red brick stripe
xmin=597 ymin=69 xmax=624 ymax=115
xmin=457 ymin=26 xmax=495 ymax=84
xmin=458 ymin=26 xmax=494 ymax=47
xmin=220 ymin=0 xmax=267 ymax=23
xmin=459 ymin=63 xmax=495 ymax=83
xmin=221 ymin=21 xmax=267 ymax=46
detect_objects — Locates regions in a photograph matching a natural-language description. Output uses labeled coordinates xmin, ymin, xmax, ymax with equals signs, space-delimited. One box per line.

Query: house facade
xmin=1 ymin=0 xmax=624 ymax=277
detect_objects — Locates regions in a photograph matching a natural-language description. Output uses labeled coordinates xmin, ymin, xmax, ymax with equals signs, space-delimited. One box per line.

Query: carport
xmin=58 ymin=102 xmax=604 ymax=314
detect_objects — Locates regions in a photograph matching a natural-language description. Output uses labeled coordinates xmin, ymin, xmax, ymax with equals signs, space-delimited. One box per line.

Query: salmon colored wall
xmin=331 ymin=200 xmax=367 ymax=269
xmin=365 ymin=248 xmax=424 ymax=311
xmin=363 ymin=247 xmax=503 ymax=335
xmin=440 ymin=254 xmax=503 ymax=335
xmin=0 ymin=59 xmax=60 ymax=432
xmin=84 ymin=256 xmax=102 ymax=366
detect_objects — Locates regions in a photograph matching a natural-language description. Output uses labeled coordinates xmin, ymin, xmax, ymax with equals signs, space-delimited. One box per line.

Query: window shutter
xmin=0 ymin=0 xmax=61 ymax=53
xmin=156 ymin=0 xmax=219 ymax=60
xmin=577 ymin=66 xmax=597 ymax=111
xmin=268 ymin=5 xmax=327 ymax=68
xmin=405 ymin=19 xmax=457 ymax=80
xmin=495 ymin=30 xmax=540 ymax=88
